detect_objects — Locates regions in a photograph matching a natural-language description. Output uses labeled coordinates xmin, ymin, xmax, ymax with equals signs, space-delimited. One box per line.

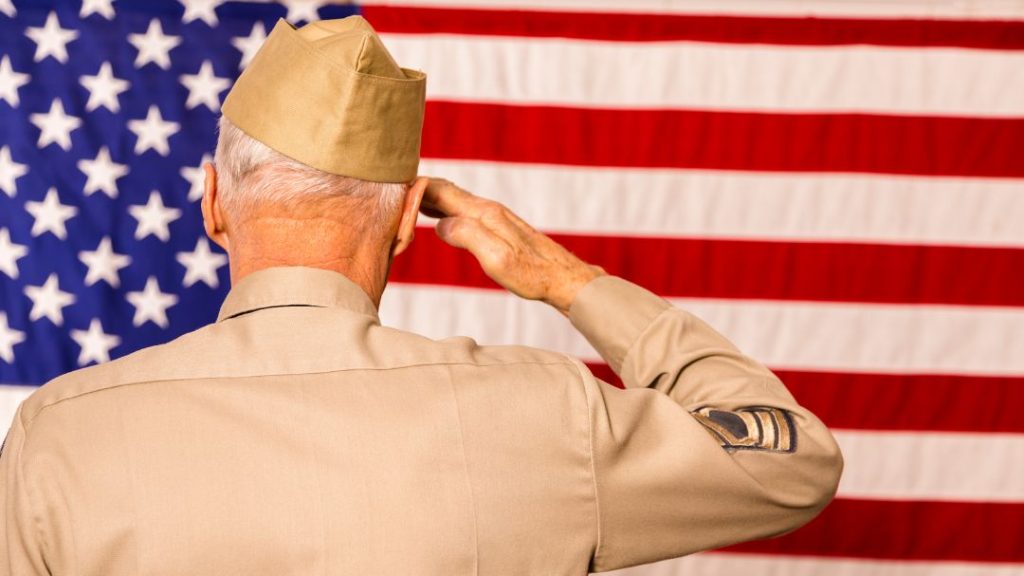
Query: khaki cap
xmin=222 ymin=16 xmax=426 ymax=183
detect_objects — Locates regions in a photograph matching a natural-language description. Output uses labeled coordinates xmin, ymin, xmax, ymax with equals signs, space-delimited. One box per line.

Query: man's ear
xmin=391 ymin=177 xmax=428 ymax=258
xmin=200 ymin=162 xmax=230 ymax=252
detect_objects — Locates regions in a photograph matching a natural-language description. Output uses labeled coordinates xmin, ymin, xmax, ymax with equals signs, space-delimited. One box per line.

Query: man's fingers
xmin=421 ymin=178 xmax=480 ymax=219
xmin=420 ymin=205 xmax=447 ymax=219
xmin=435 ymin=215 xmax=482 ymax=250
xmin=435 ymin=216 xmax=510 ymax=268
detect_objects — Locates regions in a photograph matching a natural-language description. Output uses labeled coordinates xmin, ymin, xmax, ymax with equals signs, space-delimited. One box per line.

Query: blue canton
xmin=0 ymin=0 xmax=361 ymax=385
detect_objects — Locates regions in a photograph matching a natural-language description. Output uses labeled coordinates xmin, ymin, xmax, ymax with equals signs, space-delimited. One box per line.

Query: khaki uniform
xmin=1 ymin=267 xmax=842 ymax=575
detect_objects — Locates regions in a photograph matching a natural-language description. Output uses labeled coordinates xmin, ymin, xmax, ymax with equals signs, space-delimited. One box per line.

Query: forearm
xmin=569 ymin=275 xmax=786 ymax=403
xmin=572 ymin=274 xmax=843 ymax=513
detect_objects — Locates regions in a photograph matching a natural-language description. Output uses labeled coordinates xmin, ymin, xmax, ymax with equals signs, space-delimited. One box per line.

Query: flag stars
xmin=0 ymin=0 xmax=15 ymax=18
xmin=80 ymin=62 xmax=130 ymax=113
xmin=177 ymin=237 xmax=227 ymax=288
xmin=179 ymin=0 xmax=223 ymax=26
xmin=128 ymin=106 xmax=180 ymax=156
xmin=71 ymin=319 xmax=120 ymax=365
xmin=0 ymin=55 xmax=30 ymax=107
xmin=24 ymin=273 xmax=76 ymax=326
xmin=180 ymin=154 xmax=211 ymax=202
xmin=80 ymin=0 xmax=116 ymax=19
xmin=24 ymin=11 xmax=79 ymax=64
xmin=282 ymin=0 xmax=324 ymax=24
xmin=0 ymin=228 xmax=28 ymax=279
xmin=126 ymin=277 xmax=178 ymax=328
xmin=0 ymin=146 xmax=28 ymax=197
xmin=79 ymin=237 xmax=131 ymax=288
xmin=25 ymin=188 xmax=78 ymax=239
xmin=128 ymin=19 xmax=182 ymax=69
xmin=128 ymin=190 xmax=181 ymax=241
xmin=30 ymin=99 xmax=82 ymax=151
xmin=0 ymin=312 xmax=25 ymax=364
xmin=78 ymin=147 xmax=129 ymax=198
xmin=180 ymin=60 xmax=230 ymax=112
xmin=231 ymin=21 xmax=267 ymax=70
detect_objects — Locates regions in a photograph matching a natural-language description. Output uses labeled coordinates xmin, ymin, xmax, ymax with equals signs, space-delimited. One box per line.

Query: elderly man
xmin=1 ymin=15 xmax=842 ymax=576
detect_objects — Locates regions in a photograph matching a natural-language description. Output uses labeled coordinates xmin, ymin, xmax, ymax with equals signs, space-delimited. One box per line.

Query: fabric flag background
xmin=1 ymin=0 xmax=1022 ymax=574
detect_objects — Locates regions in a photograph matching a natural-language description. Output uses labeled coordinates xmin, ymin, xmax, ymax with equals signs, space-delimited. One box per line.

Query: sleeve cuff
xmin=567 ymin=275 xmax=672 ymax=374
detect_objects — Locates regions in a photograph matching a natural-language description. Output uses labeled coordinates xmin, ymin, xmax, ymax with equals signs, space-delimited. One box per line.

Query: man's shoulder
xmin=18 ymin=323 xmax=219 ymax=428
xmin=17 ymin=319 xmax=586 ymax=428
xmin=416 ymin=331 xmax=577 ymax=370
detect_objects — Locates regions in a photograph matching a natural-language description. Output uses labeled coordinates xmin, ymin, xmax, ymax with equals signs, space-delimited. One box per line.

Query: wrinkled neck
xmin=226 ymin=216 xmax=393 ymax=308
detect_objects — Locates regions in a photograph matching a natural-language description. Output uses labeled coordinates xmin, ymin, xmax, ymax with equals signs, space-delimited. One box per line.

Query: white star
xmin=179 ymin=60 xmax=230 ymax=112
xmin=80 ymin=0 xmax=116 ymax=19
xmin=0 ymin=312 xmax=25 ymax=364
xmin=126 ymin=276 xmax=178 ymax=328
xmin=80 ymin=62 xmax=130 ymax=112
xmin=77 ymin=146 xmax=129 ymax=198
xmin=282 ymin=0 xmax=324 ymax=24
xmin=70 ymin=319 xmax=120 ymax=365
xmin=24 ymin=273 xmax=76 ymax=326
xmin=24 ymin=12 xmax=79 ymax=63
xmin=180 ymin=154 xmax=210 ymax=201
xmin=29 ymin=99 xmax=82 ymax=151
xmin=0 ymin=0 xmax=15 ymax=18
xmin=177 ymin=237 xmax=227 ymax=288
xmin=128 ymin=19 xmax=182 ymax=69
xmin=179 ymin=0 xmax=223 ymax=26
xmin=128 ymin=190 xmax=181 ymax=241
xmin=0 ymin=55 xmax=30 ymax=107
xmin=127 ymin=105 xmax=179 ymax=156
xmin=25 ymin=188 xmax=77 ymax=239
xmin=0 ymin=227 xmax=28 ymax=279
xmin=79 ymin=236 xmax=131 ymax=288
xmin=231 ymin=21 xmax=267 ymax=70
xmin=0 ymin=145 xmax=28 ymax=198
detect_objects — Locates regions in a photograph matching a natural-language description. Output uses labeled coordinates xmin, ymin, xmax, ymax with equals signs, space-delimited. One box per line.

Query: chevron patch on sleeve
xmin=692 ymin=406 xmax=797 ymax=453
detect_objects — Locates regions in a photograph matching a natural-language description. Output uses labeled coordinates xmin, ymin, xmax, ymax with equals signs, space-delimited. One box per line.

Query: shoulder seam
xmin=22 ymin=358 xmax=577 ymax=427
xmin=569 ymin=357 xmax=604 ymax=570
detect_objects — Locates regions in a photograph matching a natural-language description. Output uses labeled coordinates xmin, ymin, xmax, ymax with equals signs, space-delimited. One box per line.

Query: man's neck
xmin=226 ymin=216 xmax=392 ymax=308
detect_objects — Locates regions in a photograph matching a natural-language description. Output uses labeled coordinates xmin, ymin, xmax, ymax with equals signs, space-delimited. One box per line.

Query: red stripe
xmin=364 ymin=6 xmax=1024 ymax=49
xmin=422 ymin=102 xmax=1024 ymax=178
xmin=775 ymin=370 xmax=1024 ymax=434
xmin=395 ymin=228 xmax=1024 ymax=307
xmin=724 ymin=498 xmax=1024 ymax=562
xmin=585 ymin=363 xmax=1024 ymax=434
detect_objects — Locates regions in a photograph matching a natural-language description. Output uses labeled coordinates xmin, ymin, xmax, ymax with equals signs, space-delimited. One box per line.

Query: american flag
xmin=1 ymin=0 xmax=1023 ymax=575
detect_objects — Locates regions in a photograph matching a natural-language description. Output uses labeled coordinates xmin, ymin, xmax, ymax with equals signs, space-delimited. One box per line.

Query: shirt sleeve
xmin=0 ymin=405 xmax=50 ymax=576
xmin=568 ymin=275 xmax=844 ymax=573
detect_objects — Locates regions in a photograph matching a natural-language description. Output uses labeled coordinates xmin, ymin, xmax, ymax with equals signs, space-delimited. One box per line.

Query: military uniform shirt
xmin=1 ymin=266 xmax=843 ymax=575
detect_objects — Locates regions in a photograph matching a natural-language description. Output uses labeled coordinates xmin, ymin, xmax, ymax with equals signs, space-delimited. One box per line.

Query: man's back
xmin=2 ymin=266 xmax=842 ymax=575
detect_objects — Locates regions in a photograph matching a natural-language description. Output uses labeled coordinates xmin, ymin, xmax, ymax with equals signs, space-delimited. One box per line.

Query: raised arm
xmin=420 ymin=179 xmax=843 ymax=572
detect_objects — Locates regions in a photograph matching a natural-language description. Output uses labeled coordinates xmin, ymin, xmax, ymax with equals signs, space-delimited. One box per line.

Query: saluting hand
xmin=420 ymin=179 xmax=605 ymax=316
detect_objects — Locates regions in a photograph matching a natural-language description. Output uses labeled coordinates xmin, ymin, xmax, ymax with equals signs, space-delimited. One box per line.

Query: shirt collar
xmin=216 ymin=266 xmax=379 ymax=322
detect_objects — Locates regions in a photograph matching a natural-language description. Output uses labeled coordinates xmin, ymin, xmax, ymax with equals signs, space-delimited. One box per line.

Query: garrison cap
xmin=222 ymin=16 xmax=426 ymax=183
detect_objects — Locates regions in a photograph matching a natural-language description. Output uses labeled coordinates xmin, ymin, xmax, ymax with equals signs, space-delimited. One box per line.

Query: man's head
xmin=200 ymin=15 xmax=428 ymax=302
xmin=210 ymin=115 xmax=407 ymax=232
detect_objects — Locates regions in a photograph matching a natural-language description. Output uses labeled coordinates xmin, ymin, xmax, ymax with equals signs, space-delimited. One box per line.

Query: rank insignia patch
xmin=692 ymin=407 xmax=797 ymax=452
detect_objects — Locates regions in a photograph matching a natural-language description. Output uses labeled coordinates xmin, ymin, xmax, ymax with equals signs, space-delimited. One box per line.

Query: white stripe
xmin=834 ymin=430 xmax=1024 ymax=502
xmin=363 ymin=0 xmax=1024 ymax=19
xmin=0 ymin=384 xmax=32 ymax=438
xmin=599 ymin=552 xmax=1024 ymax=576
xmin=418 ymin=160 xmax=1024 ymax=248
xmin=379 ymin=284 xmax=1024 ymax=376
xmin=384 ymin=34 xmax=1024 ymax=118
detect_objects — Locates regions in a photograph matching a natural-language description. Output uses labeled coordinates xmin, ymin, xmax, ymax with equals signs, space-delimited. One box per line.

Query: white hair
xmin=213 ymin=116 xmax=406 ymax=231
